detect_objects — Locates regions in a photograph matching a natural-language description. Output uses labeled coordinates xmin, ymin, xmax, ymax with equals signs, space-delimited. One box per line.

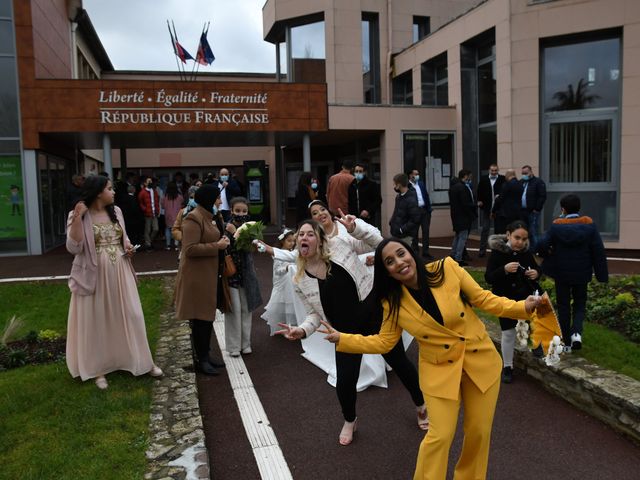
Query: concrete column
xmin=22 ymin=149 xmax=42 ymax=255
xmin=103 ymin=133 xmax=112 ymax=179
xmin=302 ymin=133 xmax=311 ymax=171
xmin=275 ymin=42 xmax=281 ymax=82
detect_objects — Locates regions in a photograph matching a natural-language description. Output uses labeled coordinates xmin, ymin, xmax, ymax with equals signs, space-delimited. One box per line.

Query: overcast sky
xmin=83 ymin=0 xmax=276 ymax=73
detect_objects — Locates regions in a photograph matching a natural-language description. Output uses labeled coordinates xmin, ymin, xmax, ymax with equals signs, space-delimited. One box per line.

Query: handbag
xmin=223 ymin=250 xmax=237 ymax=278
xmin=217 ymin=275 xmax=233 ymax=313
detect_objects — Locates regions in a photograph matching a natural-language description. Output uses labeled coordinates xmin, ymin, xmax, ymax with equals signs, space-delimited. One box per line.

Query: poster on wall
xmin=426 ymin=156 xmax=451 ymax=204
xmin=0 ymin=155 xmax=27 ymax=240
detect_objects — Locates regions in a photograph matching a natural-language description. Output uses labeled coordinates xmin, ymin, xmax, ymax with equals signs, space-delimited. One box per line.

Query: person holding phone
xmin=66 ymin=175 xmax=162 ymax=390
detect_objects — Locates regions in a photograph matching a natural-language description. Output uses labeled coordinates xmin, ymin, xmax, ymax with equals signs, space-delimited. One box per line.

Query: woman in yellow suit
xmin=321 ymin=238 xmax=540 ymax=480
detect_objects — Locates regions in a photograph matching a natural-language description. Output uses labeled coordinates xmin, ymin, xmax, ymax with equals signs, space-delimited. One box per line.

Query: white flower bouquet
xmin=233 ymin=221 xmax=265 ymax=252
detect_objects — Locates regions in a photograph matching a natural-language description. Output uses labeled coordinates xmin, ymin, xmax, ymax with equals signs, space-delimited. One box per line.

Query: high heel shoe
xmin=95 ymin=376 xmax=108 ymax=390
xmin=339 ymin=418 xmax=358 ymax=446
xmin=416 ymin=406 xmax=429 ymax=431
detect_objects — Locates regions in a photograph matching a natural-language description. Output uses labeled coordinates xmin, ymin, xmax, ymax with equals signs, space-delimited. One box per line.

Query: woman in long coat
xmin=174 ymin=184 xmax=230 ymax=375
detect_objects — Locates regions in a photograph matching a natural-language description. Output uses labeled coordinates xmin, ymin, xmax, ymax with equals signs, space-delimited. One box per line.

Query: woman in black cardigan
xmin=485 ymin=220 xmax=541 ymax=383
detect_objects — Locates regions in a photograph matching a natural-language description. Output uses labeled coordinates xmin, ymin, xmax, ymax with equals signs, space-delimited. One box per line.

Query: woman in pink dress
xmin=66 ymin=175 xmax=162 ymax=390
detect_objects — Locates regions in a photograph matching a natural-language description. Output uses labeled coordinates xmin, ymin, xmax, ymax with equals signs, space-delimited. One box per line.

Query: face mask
xmin=393 ymin=187 xmax=401 ymax=193
xmin=212 ymin=205 xmax=218 ymax=215
xmin=220 ymin=175 xmax=229 ymax=182
xmin=521 ymin=175 xmax=530 ymax=181
xmin=355 ymin=173 xmax=364 ymax=181
xmin=559 ymin=213 xmax=565 ymax=218
xmin=188 ymin=198 xmax=197 ymax=208
xmin=413 ymin=175 xmax=419 ymax=182
xmin=489 ymin=175 xmax=497 ymax=180
xmin=311 ymin=182 xmax=318 ymax=189
xmin=233 ymin=214 xmax=250 ymax=224
xmin=465 ymin=180 xmax=472 ymax=187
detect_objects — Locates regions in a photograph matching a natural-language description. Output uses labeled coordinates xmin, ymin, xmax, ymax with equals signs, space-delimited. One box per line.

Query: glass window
xmin=544 ymin=190 xmax=617 ymax=235
xmin=0 ymin=56 xmax=19 ymax=137
xmin=392 ymin=70 xmax=413 ymax=105
xmin=478 ymin=125 xmax=497 ymax=173
xmin=477 ymin=59 xmax=496 ymax=125
xmin=549 ymin=120 xmax=612 ymax=183
xmin=403 ymin=132 xmax=455 ymax=205
xmin=0 ymin=0 xmax=11 ymax=18
xmin=290 ymin=21 xmax=325 ymax=59
xmin=543 ymin=36 xmax=620 ymax=112
xmin=0 ymin=154 xmax=27 ymax=252
xmin=413 ymin=16 xmax=430 ymax=43
xmin=421 ymin=53 xmax=448 ymax=106
xmin=362 ymin=13 xmax=381 ymax=104
xmin=0 ymin=19 xmax=14 ymax=54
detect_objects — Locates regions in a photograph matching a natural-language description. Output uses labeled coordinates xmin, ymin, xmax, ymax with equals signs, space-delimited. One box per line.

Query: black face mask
xmin=232 ymin=214 xmax=250 ymax=224
xmin=393 ymin=187 xmax=401 ymax=193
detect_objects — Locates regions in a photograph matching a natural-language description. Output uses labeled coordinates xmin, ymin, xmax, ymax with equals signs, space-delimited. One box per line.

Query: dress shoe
xmin=571 ymin=333 xmax=582 ymax=350
xmin=149 ymin=365 xmax=163 ymax=377
xmin=502 ymin=366 xmax=513 ymax=384
xmin=197 ymin=360 xmax=220 ymax=376
xmin=208 ymin=357 xmax=226 ymax=368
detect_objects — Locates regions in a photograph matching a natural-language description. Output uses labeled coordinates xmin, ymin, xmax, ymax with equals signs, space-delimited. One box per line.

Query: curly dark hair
xmin=81 ymin=175 xmax=117 ymax=224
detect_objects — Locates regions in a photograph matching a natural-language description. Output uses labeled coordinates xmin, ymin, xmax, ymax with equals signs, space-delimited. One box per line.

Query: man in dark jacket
xmin=348 ymin=163 xmax=382 ymax=226
xmin=492 ymin=169 xmax=523 ymax=234
xmin=409 ymin=169 xmax=434 ymax=259
xmin=389 ymin=173 xmax=421 ymax=245
xmin=476 ymin=164 xmax=505 ymax=257
xmin=520 ymin=165 xmax=546 ymax=251
xmin=449 ymin=169 xmax=477 ymax=266
xmin=537 ymin=194 xmax=608 ymax=351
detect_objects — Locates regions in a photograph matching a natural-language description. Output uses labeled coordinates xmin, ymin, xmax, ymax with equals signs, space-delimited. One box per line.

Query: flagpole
xmin=191 ymin=22 xmax=207 ymax=82
xmin=172 ymin=20 xmax=187 ymax=81
xmin=167 ymin=20 xmax=184 ymax=81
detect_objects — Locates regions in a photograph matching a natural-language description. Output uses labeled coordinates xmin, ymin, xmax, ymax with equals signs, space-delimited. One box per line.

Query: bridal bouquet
xmin=233 ymin=221 xmax=265 ymax=252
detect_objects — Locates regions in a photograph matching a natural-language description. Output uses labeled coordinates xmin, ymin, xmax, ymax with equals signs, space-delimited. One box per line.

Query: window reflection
xmin=289 ymin=21 xmax=325 ymax=83
xmin=421 ymin=53 xmax=448 ymax=106
xmin=543 ymin=36 xmax=620 ymax=112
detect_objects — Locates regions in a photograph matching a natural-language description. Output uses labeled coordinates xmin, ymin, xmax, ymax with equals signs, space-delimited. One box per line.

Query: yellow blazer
xmin=337 ymin=257 xmax=529 ymax=400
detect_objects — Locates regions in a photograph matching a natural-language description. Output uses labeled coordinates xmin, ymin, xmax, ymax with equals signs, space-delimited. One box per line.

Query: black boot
xmin=197 ymin=359 xmax=220 ymax=376
xmin=502 ymin=366 xmax=513 ymax=384
xmin=208 ymin=357 xmax=226 ymax=368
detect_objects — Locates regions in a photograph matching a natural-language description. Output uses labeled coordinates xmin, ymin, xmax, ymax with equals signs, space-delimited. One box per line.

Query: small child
xmin=224 ymin=197 xmax=263 ymax=357
xmin=485 ymin=220 xmax=541 ymax=383
xmin=261 ymin=228 xmax=297 ymax=335
xmin=537 ymin=194 xmax=608 ymax=351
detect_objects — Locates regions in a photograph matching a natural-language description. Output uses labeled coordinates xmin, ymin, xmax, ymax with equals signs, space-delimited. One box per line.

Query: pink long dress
xmin=66 ymin=222 xmax=154 ymax=381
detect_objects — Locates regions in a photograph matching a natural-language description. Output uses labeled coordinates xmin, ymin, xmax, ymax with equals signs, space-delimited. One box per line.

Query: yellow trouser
xmin=414 ymin=372 xmax=500 ymax=480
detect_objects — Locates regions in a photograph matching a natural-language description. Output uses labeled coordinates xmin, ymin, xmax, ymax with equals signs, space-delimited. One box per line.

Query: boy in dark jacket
xmin=537 ymin=194 xmax=608 ymax=350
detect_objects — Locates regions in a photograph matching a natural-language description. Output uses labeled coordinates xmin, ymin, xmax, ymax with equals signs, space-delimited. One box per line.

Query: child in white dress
xmin=261 ymin=228 xmax=298 ymax=335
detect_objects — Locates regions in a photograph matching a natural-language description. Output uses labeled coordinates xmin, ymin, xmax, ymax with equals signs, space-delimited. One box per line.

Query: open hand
xmin=317 ymin=320 xmax=341 ymax=344
xmin=275 ymin=323 xmax=305 ymax=340
xmin=335 ymin=208 xmax=357 ymax=233
xmin=524 ymin=294 xmax=542 ymax=314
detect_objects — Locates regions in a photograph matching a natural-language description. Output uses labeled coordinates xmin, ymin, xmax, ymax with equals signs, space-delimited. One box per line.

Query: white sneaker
xmin=571 ymin=333 xmax=582 ymax=351
xmin=563 ymin=345 xmax=572 ymax=353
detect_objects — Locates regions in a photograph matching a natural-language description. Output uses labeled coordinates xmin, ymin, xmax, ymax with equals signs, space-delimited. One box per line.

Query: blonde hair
xmin=294 ymin=220 xmax=332 ymax=283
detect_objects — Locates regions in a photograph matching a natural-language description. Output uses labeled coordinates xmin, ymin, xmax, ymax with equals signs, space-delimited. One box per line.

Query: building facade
xmin=2 ymin=0 xmax=639 ymax=255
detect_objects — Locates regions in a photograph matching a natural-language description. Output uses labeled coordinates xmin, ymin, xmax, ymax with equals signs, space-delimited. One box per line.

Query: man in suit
xmin=409 ymin=169 xmax=434 ymax=259
xmin=520 ymin=165 xmax=547 ymax=252
xmin=492 ymin=169 xmax=524 ymax=234
xmin=389 ymin=173 xmax=422 ymax=247
xmin=476 ymin=164 xmax=505 ymax=257
xmin=449 ymin=169 xmax=477 ymax=266
xmin=218 ymin=167 xmax=242 ymax=222
xmin=348 ymin=162 xmax=382 ymax=226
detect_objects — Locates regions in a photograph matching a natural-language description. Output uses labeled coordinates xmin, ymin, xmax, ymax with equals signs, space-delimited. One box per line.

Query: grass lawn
xmin=0 ymin=278 xmax=167 ymax=480
xmin=466 ymin=269 xmax=640 ymax=382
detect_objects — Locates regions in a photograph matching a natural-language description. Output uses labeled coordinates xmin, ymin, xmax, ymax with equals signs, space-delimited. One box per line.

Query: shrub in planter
xmin=6 ymin=348 xmax=27 ymax=368
xmin=37 ymin=329 xmax=62 ymax=342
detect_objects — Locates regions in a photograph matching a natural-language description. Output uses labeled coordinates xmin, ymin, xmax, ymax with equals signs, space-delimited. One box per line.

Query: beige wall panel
xmin=622 ymin=46 xmax=640 ymax=79
xmin=624 ymin=22 xmax=640 ymax=48
xmin=512 ymin=114 xmax=538 ymax=142
xmin=512 ymin=86 xmax=538 ymax=116
xmin=537 ymin=1 xmax=624 ymax=38
xmin=621 ymin=106 xmax=640 ymax=136
xmin=512 ymin=140 xmax=539 ymax=170
xmin=511 ymin=38 xmax=538 ymax=64
xmin=511 ymin=59 xmax=538 ymax=89
xmin=621 ymin=75 xmax=640 ymax=107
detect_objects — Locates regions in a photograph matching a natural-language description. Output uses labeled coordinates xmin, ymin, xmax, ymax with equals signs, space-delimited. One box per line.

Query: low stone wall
xmin=484 ymin=320 xmax=640 ymax=445
xmin=145 ymin=278 xmax=209 ymax=480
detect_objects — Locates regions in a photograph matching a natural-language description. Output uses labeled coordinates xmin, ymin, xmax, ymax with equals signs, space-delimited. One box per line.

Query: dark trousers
xmin=412 ymin=208 xmax=432 ymax=257
xmin=335 ymin=340 xmax=424 ymax=422
xmin=479 ymin=208 xmax=492 ymax=253
xmin=555 ymin=282 xmax=588 ymax=344
xmin=190 ymin=319 xmax=213 ymax=361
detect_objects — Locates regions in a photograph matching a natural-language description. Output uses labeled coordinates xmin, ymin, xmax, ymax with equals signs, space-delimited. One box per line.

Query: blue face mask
xmin=220 ymin=175 xmax=229 ymax=182
xmin=311 ymin=182 xmax=318 ymax=189
xmin=465 ymin=180 xmax=472 ymax=187
xmin=521 ymin=175 xmax=530 ymax=181
xmin=212 ymin=205 xmax=218 ymax=215
xmin=413 ymin=175 xmax=420 ymax=182
xmin=355 ymin=173 xmax=364 ymax=181
xmin=188 ymin=198 xmax=197 ymax=208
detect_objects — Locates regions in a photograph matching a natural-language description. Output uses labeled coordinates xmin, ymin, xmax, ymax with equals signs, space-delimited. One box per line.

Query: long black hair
xmin=372 ymin=238 xmax=445 ymax=327
xmin=81 ymin=175 xmax=117 ymax=224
